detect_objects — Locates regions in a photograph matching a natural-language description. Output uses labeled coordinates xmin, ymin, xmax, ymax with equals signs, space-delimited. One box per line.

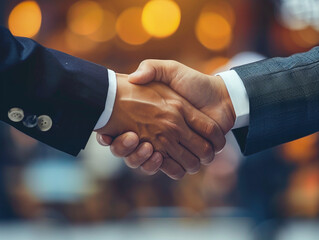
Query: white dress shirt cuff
xmin=216 ymin=70 xmax=250 ymax=129
xmin=94 ymin=69 xmax=117 ymax=130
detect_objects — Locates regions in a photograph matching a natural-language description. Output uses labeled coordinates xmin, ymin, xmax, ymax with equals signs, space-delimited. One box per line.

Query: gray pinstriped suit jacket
xmin=232 ymin=46 xmax=319 ymax=155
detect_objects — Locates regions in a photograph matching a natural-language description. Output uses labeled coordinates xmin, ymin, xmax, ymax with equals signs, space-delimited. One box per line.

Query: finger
xmin=179 ymin=128 xmax=215 ymax=166
xmin=160 ymin=157 xmax=186 ymax=180
xmin=175 ymin=116 xmax=215 ymax=165
xmin=96 ymin=133 xmax=112 ymax=146
xmin=140 ymin=152 xmax=163 ymax=175
xmin=128 ymin=60 xmax=180 ymax=85
xmin=124 ymin=142 xmax=153 ymax=169
xmin=166 ymin=142 xmax=201 ymax=174
xmin=182 ymin=101 xmax=226 ymax=153
xmin=109 ymin=132 xmax=140 ymax=157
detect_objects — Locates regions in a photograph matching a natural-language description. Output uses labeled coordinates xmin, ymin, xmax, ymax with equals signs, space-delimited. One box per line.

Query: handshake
xmin=2 ymin=26 xmax=315 ymax=174
xmin=95 ymin=60 xmax=236 ymax=180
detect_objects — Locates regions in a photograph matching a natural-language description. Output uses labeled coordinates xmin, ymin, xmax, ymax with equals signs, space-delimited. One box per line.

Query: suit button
xmin=8 ymin=108 xmax=24 ymax=122
xmin=37 ymin=115 xmax=52 ymax=132
xmin=23 ymin=115 xmax=38 ymax=128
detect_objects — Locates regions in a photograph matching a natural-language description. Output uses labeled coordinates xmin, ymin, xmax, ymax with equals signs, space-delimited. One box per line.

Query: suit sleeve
xmin=232 ymin=46 xmax=319 ymax=155
xmin=0 ymin=26 xmax=109 ymax=156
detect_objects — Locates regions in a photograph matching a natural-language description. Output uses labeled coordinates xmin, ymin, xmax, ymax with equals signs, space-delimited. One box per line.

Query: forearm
xmin=231 ymin=47 xmax=319 ymax=155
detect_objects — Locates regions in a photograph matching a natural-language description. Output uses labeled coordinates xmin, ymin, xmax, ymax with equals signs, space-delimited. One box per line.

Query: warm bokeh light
xmin=201 ymin=1 xmax=236 ymax=27
xmin=8 ymin=1 xmax=42 ymax=38
xmin=281 ymin=134 xmax=318 ymax=163
xmin=291 ymin=28 xmax=319 ymax=48
xmin=142 ymin=0 xmax=181 ymax=38
xmin=196 ymin=12 xmax=232 ymax=51
xmin=203 ymin=57 xmax=229 ymax=74
xmin=116 ymin=7 xmax=151 ymax=46
xmin=88 ymin=10 xmax=117 ymax=42
xmin=67 ymin=0 xmax=104 ymax=36
xmin=285 ymin=167 xmax=319 ymax=217
xmin=65 ymin=30 xmax=97 ymax=54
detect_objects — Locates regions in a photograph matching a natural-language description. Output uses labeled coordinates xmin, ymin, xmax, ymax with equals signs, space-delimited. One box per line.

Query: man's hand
xmin=95 ymin=73 xmax=226 ymax=179
xmin=129 ymin=60 xmax=236 ymax=133
xmin=97 ymin=62 xmax=236 ymax=179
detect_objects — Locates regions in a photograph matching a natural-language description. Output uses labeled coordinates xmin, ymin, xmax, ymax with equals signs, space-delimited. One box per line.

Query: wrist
xmin=98 ymin=74 xmax=130 ymax=135
xmin=211 ymin=76 xmax=236 ymax=130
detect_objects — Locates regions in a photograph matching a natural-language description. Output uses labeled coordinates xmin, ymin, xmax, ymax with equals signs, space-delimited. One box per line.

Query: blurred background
xmin=0 ymin=0 xmax=319 ymax=239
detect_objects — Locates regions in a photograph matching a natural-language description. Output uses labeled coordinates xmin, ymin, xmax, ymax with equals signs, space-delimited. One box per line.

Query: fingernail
xmin=99 ymin=135 xmax=108 ymax=146
xmin=216 ymin=148 xmax=224 ymax=155
xmin=138 ymin=144 xmax=151 ymax=157
xmin=123 ymin=134 xmax=137 ymax=147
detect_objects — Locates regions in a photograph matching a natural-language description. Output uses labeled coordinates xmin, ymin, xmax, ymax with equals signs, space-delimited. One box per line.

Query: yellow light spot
xmin=67 ymin=0 xmax=104 ymax=36
xmin=201 ymin=1 xmax=236 ymax=27
xmin=196 ymin=13 xmax=232 ymax=51
xmin=281 ymin=134 xmax=318 ymax=163
xmin=291 ymin=28 xmax=319 ymax=48
xmin=142 ymin=0 xmax=181 ymax=38
xmin=65 ymin=30 xmax=97 ymax=54
xmin=88 ymin=10 xmax=117 ymax=42
xmin=8 ymin=1 xmax=42 ymax=38
xmin=203 ymin=57 xmax=229 ymax=74
xmin=116 ymin=7 xmax=151 ymax=46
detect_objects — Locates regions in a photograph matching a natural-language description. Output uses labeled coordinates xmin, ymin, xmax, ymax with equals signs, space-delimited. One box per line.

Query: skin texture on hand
xmin=96 ymin=73 xmax=226 ymax=179
xmin=97 ymin=62 xmax=236 ymax=179
xmin=129 ymin=60 xmax=236 ymax=134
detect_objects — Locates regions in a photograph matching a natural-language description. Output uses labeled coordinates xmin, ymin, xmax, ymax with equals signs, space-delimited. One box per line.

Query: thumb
xmin=128 ymin=60 xmax=157 ymax=85
xmin=129 ymin=60 xmax=179 ymax=85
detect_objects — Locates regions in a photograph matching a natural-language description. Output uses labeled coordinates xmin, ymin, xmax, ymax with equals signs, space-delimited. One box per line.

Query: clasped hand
xmin=95 ymin=61 xmax=236 ymax=180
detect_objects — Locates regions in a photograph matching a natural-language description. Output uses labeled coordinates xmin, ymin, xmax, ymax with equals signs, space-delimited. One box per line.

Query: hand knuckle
xmin=168 ymin=60 xmax=179 ymax=68
xmin=158 ymin=135 xmax=170 ymax=146
xmin=188 ymin=115 xmax=197 ymax=125
xmin=170 ymin=123 xmax=180 ymax=133
xmin=172 ymin=100 xmax=184 ymax=111
xmin=204 ymin=122 xmax=217 ymax=137
xmin=163 ymin=121 xmax=181 ymax=136
xmin=140 ymin=59 xmax=150 ymax=67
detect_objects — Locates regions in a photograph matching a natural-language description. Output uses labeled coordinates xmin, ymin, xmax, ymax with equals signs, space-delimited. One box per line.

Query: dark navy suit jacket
xmin=233 ymin=47 xmax=319 ymax=155
xmin=0 ymin=26 xmax=109 ymax=156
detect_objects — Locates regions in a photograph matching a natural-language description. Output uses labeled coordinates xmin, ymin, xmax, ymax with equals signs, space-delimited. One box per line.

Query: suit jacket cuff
xmin=94 ymin=70 xmax=117 ymax=130
xmin=216 ymin=70 xmax=250 ymax=129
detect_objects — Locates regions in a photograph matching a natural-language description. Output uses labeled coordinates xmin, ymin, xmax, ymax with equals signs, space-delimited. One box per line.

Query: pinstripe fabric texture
xmin=232 ymin=47 xmax=319 ymax=155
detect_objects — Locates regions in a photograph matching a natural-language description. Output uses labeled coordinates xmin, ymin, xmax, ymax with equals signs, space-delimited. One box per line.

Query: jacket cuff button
xmin=37 ymin=115 xmax=52 ymax=132
xmin=8 ymin=108 xmax=24 ymax=122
